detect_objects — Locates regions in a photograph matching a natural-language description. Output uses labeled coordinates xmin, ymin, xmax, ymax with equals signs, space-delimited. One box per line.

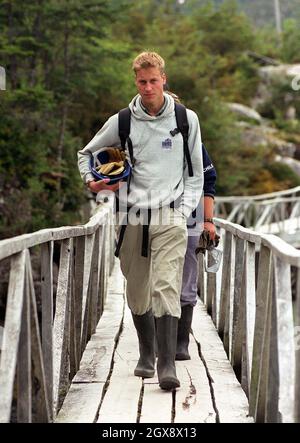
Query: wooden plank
xmin=261 ymin=234 xmax=300 ymax=267
xmin=41 ymin=241 xmax=54 ymax=417
xmin=74 ymin=236 xmax=85 ymax=367
xmin=100 ymin=223 xmax=110 ymax=307
xmin=68 ymin=239 xmax=77 ymax=380
xmin=174 ymin=340 xmax=216 ymax=423
xmin=231 ymin=237 xmax=245 ymax=372
xmin=53 ymin=239 xmax=72 ymax=415
xmin=55 ymin=383 xmax=105 ymax=423
xmin=17 ymin=283 xmax=32 ymax=423
xmin=97 ymin=303 xmax=142 ymax=423
xmin=80 ymin=234 xmax=95 ymax=352
xmin=249 ymin=244 xmax=271 ymax=418
xmin=273 ymin=256 xmax=295 ymax=423
xmin=255 ymin=265 xmax=272 ymax=423
xmin=218 ymin=231 xmax=232 ymax=355
xmin=238 ymin=290 xmax=247 ymax=393
xmin=96 ymin=226 xmax=105 ymax=321
xmin=56 ymin=262 xmax=125 ymax=423
xmin=89 ymin=229 xmax=100 ymax=336
xmin=266 ymin=271 xmax=279 ymax=423
xmin=97 ymin=228 xmax=106 ymax=319
xmin=73 ymin=263 xmax=125 ymax=383
xmin=224 ymin=234 xmax=236 ymax=358
xmin=141 ymin=382 xmax=173 ymax=423
xmin=0 ymin=195 xmax=114 ymax=261
xmin=244 ymin=241 xmax=256 ymax=396
xmin=295 ymin=269 xmax=300 ymax=422
xmin=26 ymin=252 xmax=51 ymax=423
xmin=0 ymin=251 xmax=26 ymax=423
xmin=192 ymin=300 xmax=253 ymax=423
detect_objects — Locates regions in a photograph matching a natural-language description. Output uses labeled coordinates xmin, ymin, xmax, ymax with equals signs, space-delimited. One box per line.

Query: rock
xmin=239 ymin=124 xmax=297 ymax=157
xmin=275 ymin=155 xmax=300 ymax=176
xmin=251 ymin=63 xmax=300 ymax=113
xmin=258 ymin=64 xmax=300 ymax=82
xmin=285 ymin=106 xmax=297 ymax=120
xmin=227 ymin=102 xmax=263 ymax=123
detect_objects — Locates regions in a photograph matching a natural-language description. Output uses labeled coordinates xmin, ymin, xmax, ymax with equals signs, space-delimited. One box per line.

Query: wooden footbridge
xmin=0 ymin=191 xmax=299 ymax=423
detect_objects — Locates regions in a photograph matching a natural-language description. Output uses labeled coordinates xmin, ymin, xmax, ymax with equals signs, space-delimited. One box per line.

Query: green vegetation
xmin=1 ymin=0 xmax=300 ymax=238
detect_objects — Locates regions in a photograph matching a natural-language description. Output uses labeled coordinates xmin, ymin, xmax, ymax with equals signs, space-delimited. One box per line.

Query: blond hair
xmin=132 ymin=51 xmax=165 ymax=75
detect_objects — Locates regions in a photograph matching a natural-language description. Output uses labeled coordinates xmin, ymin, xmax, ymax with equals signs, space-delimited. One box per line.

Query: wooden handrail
xmin=198 ymin=217 xmax=300 ymax=423
xmin=216 ymin=185 xmax=300 ymax=202
xmin=0 ymin=197 xmax=115 ymax=423
xmin=1 ymin=188 xmax=300 ymax=422
xmin=215 ymin=187 xmax=300 ymax=233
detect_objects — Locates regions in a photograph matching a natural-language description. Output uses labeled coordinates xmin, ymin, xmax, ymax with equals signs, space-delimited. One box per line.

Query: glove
xmin=195 ymin=230 xmax=220 ymax=255
xmin=105 ymin=148 xmax=126 ymax=162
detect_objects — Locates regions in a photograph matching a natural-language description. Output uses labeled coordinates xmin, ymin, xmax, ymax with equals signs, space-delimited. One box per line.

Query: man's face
xmin=135 ymin=67 xmax=166 ymax=109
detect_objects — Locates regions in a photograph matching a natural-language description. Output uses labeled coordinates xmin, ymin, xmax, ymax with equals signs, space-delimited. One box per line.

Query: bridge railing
xmin=198 ymin=217 xmax=300 ymax=423
xmin=0 ymin=197 xmax=115 ymax=423
xmin=215 ymin=185 xmax=300 ymax=232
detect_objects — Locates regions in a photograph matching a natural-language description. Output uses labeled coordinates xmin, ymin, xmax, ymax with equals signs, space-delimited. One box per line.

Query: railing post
xmin=255 ymin=263 xmax=273 ymax=423
xmin=243 ymin=241 xmax=256 ymax=397
xmin=249 ymin=244 xmax=272 ymax=419
xmin=295 ymin=269 xmax=300 ymax=422
xmin=80 ymin=233 xmax=95 ymax=355
xmin=52 ymin=238 xmax=73 ymax=417
xmin=218 ymin=231 xmax=233 ymax=356
xmin=231 ymin=237 xmax=245 ymax=381
xmin=17 ymin=278 xmax=32 ymax=423
xmin=0 ymin=251 xmax=26 ymax=423
xmin=26 ymin=251 xmax=51 ymax=423
xmin=41 ymin=241 xmax=54 ymax=420
xmin=272 ymin=256 xmax=295 ymax=423
xmin=73 ymin=236 xmax=85 ymax=370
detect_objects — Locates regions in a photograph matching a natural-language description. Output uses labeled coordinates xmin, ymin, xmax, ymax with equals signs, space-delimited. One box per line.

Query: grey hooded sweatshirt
xmin=77 ymin=93 xmax=203 ymax=218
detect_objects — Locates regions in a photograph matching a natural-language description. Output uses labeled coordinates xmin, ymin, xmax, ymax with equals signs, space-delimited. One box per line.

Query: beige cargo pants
xmin=117 ymin=207 xmax=188 ymax=318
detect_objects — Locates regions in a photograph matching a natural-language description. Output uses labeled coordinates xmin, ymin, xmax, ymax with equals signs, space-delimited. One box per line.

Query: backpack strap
xmin=174 ymin=102 xmax=194 ymax=177
xmin=118 ymin=107 xmax=135 ymax=167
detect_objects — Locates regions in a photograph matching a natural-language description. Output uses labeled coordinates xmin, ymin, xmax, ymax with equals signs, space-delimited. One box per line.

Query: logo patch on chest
xmin=161 ymin=138 xmax=172 ymax=150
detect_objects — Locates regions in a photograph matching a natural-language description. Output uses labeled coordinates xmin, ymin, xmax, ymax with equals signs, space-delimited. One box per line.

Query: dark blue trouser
xmin=180 ymin=228 xmax=201 ymax=307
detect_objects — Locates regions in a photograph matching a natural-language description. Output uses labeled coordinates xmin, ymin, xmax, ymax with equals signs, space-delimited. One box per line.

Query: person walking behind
xmin=164 ymin=90 xmax=217 ymax=361
xmin=176 ymin=148 xmax=217 ymax=360
xmin=77 ymin=51 xmax=204 ymax=390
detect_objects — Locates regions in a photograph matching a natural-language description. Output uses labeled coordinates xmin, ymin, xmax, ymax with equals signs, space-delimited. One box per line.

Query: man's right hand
xmin=87 ymin=179 xmax=123 ymax=193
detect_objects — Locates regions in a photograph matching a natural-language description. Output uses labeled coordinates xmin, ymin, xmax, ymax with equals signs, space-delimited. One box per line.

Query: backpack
xmin=115 ymin=103 xmax=197 ymax=258
xmin=118 ymin=102 xmax=194 ymax=177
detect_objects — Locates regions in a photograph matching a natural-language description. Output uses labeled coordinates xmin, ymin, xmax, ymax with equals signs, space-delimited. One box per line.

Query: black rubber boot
xmin=132 ymin=310 xmax=155 ymax=378
xmin=176 ymin=305 xmax=194 ymax=361
xmin=156 ymin=315 xmax=180 ymax=390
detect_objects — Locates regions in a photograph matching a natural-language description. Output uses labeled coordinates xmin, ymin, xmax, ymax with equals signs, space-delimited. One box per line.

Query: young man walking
xmin=78 ymin=51 xmax=203 ymax=390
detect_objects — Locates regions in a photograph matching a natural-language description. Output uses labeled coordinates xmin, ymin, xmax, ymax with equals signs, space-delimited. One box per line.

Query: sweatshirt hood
xmin=128 ymin=92 xmax=175 ymax=121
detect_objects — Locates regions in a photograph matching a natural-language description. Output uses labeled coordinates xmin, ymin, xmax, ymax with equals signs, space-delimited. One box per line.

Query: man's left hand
xmin=204 ymin=221 xmax=216 ymax=240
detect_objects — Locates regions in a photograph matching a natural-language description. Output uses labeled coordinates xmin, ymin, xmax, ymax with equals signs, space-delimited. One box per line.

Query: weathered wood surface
xmin=0 ymin=197 xmax=112 ymax=261
xmin=0 ymin=197 xmax=115 ymax=422
xmin=192 ymin=301 xmax=253 ymax=423
xmin=0 ymin=252 xmax=26 ymax=423
xmin=55 ymin=262 xmax=125 ymax=423
xmin=215 ymin=185 xmax=300 ymax=236
xmin=56 ymin=261 xmax=252 ymax=424
xmin=213 ymin=217 xmax=299 ymax=423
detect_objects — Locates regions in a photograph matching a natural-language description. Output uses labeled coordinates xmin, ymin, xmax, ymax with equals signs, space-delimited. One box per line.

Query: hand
xmin=87 ymin=179 xmax=123 ymax=193
xmin=203 ymin=221 xmax=216 ymax=241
